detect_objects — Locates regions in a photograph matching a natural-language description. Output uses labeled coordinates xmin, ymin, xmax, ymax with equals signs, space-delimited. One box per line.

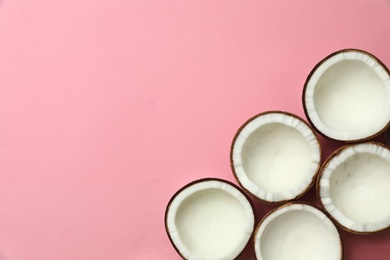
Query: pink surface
xmin=1 ymin=0 xmax=390 ymax=259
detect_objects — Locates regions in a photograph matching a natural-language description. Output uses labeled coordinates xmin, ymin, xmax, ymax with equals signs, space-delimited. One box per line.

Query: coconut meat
xmin=255 ymin=204 xmax=341 ymax=260
xmin=242 ymin=123 xmax=312 ymax=194
xmin=320 ymin=143 xmax=390 ymax=232
xmin=232 ymin=113 xmax=320 ymax=202
xmin=305 ymin=51 xmax=390 ymax=141
xmin=166 ymin=180 xmax=255 ymax=260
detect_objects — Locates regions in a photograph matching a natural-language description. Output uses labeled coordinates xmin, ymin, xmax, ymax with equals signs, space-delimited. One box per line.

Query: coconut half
xmin=318 ymin=142 xmax=390 ymax=234
xmin=230 ymin=111 xmax=321 ymax=203
xmin=254 ymin=202 xmax=343 ymax=260
xmin=165 ymin=178 xmax=256 ymax=260
xmin=303 ymin=49 xmax=390 ymax=142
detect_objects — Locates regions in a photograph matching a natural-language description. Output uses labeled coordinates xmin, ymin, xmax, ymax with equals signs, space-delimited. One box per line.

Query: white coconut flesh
xmin=319 ymin=142 xmax=390 ymax=233
xmin=304 ymin=50 xmax=390 ymax=141
xmin=231 ymin=112 xmax=321 ymax=202
xmin=254 ymin=203 xmax=342 ymax=260
xmin=166 ymin=180 xmax=255 ymax=260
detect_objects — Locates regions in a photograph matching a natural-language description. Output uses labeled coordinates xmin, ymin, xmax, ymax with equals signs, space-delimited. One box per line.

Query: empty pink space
xmin=0 ymin=0 xmax=390 ymax=259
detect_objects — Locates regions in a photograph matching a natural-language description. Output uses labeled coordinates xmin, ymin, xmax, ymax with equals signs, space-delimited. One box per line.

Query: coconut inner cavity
xmin=260 ymin=210 xmax=340 ymax=260
xmin=313 ymin=60 xmax=387 ymax=132
xmin=175 ymin=189 xmax=247 ymax=259
xmin=330 ymin=153 xmax=390 ymax=223
xmin=242 ymin=123 xmax=312 ymax=193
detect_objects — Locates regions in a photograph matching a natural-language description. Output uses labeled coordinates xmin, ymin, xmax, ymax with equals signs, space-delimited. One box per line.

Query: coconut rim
xmin=164 ymin=178 xmax=256 ymax=260
xmin=230 ymin=110 xmax=322 ymax=204
xmin=302 ymin=48 xmax=390 ymax=143
xmin=317 ymin=141 xmax=390 ymax=234
xmin=253 ymin=201 xmax=343 ymax=260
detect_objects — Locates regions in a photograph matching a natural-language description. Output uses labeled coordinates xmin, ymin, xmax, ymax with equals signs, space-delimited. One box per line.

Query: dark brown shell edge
xmin=229 ymin=110 xmax=322 ymax=205
xmin=316 ymin=141 xmax=390 ymax=235
xmin=253 ymin=201 xmax=344 ymax=260
xmin=164 ymin=177 xmax=257 ymax=260
xmin=302 ymin=48 xmax=390 ymax=143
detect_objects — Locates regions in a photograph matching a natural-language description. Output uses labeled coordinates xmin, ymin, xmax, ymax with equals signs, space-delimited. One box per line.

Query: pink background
xmin=1 ymin=0 xmax=390 ymax=259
